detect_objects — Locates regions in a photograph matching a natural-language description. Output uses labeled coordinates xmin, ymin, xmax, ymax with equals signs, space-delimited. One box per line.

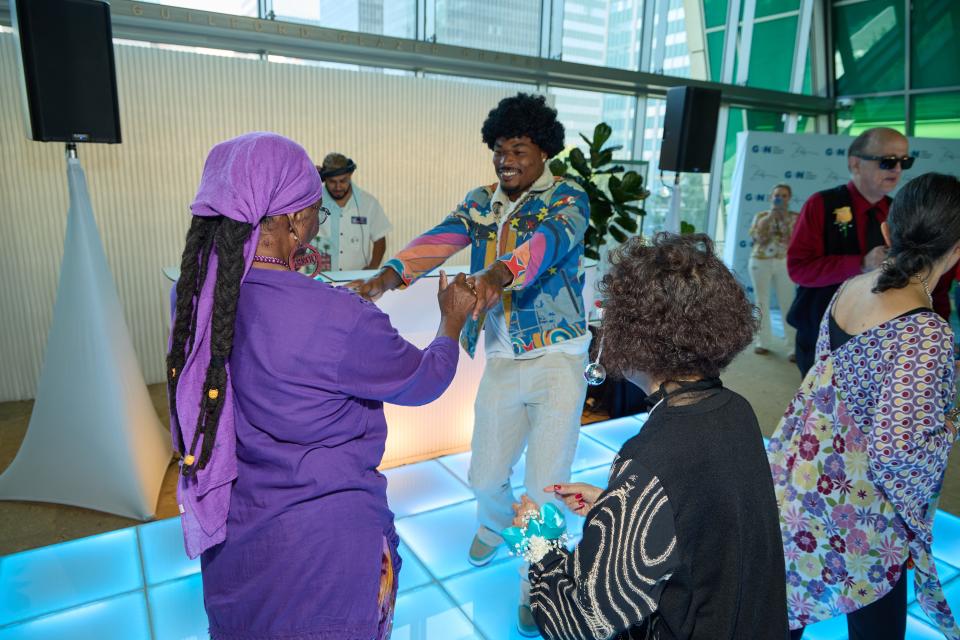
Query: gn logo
xmin=751 ymin=145 xmax=784 ymax=154
xmin=785 ymin=170 xmax=817 ymax=179
xmin=824 ymin=148 xmax=847 ymax=156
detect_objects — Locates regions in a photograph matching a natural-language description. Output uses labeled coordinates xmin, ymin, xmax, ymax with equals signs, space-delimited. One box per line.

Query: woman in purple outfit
xmin=166 ymin=132 xmax=475 ymax=640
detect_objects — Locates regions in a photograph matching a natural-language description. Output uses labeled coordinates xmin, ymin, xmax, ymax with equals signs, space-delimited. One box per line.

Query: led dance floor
xmin=2 ymin=415 xmax=958 ymax=640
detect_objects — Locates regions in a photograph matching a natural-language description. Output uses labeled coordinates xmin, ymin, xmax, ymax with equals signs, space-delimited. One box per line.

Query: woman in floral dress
xmin=768 ymin=172 xmax=960 ymax=639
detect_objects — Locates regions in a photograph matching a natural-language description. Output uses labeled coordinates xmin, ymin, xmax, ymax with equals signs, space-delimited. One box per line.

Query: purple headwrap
xmin=171 ymin=132 xmax=322 ymax=558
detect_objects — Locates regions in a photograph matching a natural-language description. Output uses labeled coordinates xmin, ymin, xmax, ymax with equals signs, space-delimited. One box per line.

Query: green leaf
xmin=579 ymin=133 xmax=594 ymax=148
xmin=548 ymin=158 xmax=568 ymax=178
xmin=619 ymin=171 xmax=642 ymax=195
xmin=594 ymin=165 xmax=626 ymax=175
xmin=591 ymin=200 xmax=612 ymax=222
xmin=595 ymin=148 xmax=614 ymax=169
xmin=585 ymin=226 xmax=598 ymax=246
xmin=581 ymin=181 xmax=605 ymax=201
xmin=592 ymin=122 xmax=612 ymax=149
xmin=614 ymin=216 xmax=638 ymax=233
xmin=608 ymin=178 xmax=629 ymax=204
xmin=609 ymin=225 xmax=628 ymax=243
xmin=569 ymin=148 xmax=591 ymax=178
xmin=584 ymin=247 xmax=600 ymax=261
xmin=680 ymin=221 xmax=696 ymax=234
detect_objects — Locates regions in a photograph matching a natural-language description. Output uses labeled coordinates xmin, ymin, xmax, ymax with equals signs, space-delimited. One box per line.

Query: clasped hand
xmin=511 ymin=482 xmax=603 ymax=526
xmin=465 ymin=262 xmax=511 ymax=320
xmin=346 ymin=262 xmax=510 ymax=323
xmin=437 ymin=271 xmax=479 ymax=327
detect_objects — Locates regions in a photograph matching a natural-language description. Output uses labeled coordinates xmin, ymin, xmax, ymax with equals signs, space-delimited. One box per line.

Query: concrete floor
xmin=1 ymin=345 xmax=958 ymax=556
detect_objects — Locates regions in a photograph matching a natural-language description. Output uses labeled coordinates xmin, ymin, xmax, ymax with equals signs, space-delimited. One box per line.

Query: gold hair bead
xmin=170 ymin=368 xmax=177 ymax=378
xmin=208 ymin=389 xmax=219 ymax=400
xmin=183 ymin=454 xmax=195 ymax=466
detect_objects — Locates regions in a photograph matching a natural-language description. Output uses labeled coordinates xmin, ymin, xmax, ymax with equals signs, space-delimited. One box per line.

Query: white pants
xmin=468 ymin=351 xmax=587 ymax=543
xmin=749 ymin=257 xmax=796 ymax=350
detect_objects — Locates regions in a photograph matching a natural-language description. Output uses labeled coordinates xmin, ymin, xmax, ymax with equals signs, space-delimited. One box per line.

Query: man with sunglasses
xmin=786 ymin=127 xmax=913 ymax=376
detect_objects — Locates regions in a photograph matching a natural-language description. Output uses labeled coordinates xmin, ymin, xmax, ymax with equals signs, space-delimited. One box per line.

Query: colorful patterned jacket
xmin=382 ymin=175 xmax=589 ymax=358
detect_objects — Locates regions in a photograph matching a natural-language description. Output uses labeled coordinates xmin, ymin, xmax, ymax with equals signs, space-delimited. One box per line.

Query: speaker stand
xmin=0 ymin=144 xmax=172 ymax=520
xmin=665 ymin=172 xmax=681 ymax=233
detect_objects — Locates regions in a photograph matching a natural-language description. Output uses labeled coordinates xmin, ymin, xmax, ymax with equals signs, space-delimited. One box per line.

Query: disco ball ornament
xmin=584 ymin=361 xmax=607 ymax=386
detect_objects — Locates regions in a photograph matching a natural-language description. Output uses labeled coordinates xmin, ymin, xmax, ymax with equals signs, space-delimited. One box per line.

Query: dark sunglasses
xmin=855 ymin=154 xmax=915 ymax=170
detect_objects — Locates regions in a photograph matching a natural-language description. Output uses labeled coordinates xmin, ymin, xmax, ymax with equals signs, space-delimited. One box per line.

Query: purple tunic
xmin=200 ymin=268 xmax=458 ymax=640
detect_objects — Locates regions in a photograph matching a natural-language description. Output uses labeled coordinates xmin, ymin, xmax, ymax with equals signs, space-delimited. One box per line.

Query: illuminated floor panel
xmin=0 ymin=528 xmax=142 ymax=626
xmin=435 ymin=429 xmax=618 ymax=492
xmin=579 ymin=414 xmax=646 ymax=452
xmin=391 ymin=585 xmax=481 ymax=640
xmin=147 ymin=574 xmax=207 ymax=640
xmin=0 ymin=591 xmax=150 ymax=640
xmin=0 ymin=416 xmax=955 ymax=640
xmin=384 ymin=460 xmax=473 ymax=519
xmin=138 ymin=517 xmax=200 ymax=586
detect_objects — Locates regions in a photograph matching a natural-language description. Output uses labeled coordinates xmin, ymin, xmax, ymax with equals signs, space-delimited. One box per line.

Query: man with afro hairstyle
xmin=349 ymin=93 xmax=590 ymax=636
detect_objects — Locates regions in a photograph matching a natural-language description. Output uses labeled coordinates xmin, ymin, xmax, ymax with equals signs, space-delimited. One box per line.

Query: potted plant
xmin=549 ymin=122 xmax=650 ymax=261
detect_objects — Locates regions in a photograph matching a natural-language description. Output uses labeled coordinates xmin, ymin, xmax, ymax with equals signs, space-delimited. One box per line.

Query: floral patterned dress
xmin=767 ymin=295 xmax=959 ymax=637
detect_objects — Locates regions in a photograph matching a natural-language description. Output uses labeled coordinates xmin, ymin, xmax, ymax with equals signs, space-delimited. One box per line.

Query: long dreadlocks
xmin=166 ymin=216 xmax=253 ymax=473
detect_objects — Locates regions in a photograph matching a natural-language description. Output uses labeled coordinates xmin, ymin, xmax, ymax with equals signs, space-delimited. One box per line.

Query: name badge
xmin=351 ymin=216 xmax=367 ymax=225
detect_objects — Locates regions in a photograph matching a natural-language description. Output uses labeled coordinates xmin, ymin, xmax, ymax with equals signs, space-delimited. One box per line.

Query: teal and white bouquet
xmin=501 ymin=502 xmax=568 ymax=563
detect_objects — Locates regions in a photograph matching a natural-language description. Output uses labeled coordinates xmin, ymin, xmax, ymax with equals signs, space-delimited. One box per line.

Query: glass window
xmin=833 ymin=0 xmax=904 ymax=94
xmin=136 ymin=0 xmax=257 ymax=15
xmin=755 ymin=0 xmax=799 ymax=19
xmin=911 ymin=0 xmax=960 ymax=89
xmin=561 ymin=0 xmax=643 ymax=71
xmin=433 ymin=0 xmax=541 ymax=56
xmin=644 ymin=0 xmax=693 ymax=77
xmin=802 ymin=46 xmax=813 ymax=95
xmin=745 ymin=16 xmax=797 ymax=92
xmin=550 ymin=88 xmax=636 ymax=161
xmin=836 ymin=95 xmax=905 ymax=136
xmin=913 ymin=92 xmax=960 ymax=139
xmin=706 ymin=29 xmax=726 ymax=81
xmin=704 ymin=2 xmax=800 ymax=41
xmin=272 ymin=0 xmax=416 ymax=38
xmin=704 ymin=0 xmax=728 ymax=29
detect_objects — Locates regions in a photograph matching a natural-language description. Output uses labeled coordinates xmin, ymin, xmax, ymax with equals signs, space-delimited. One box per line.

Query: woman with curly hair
xmin=513 ymin=233 xmax=789 ymax=639
xmin=167 ymin=132 xmax=475 ymax=639
xmin=349 ymin=93 xmax=590 ymax=635
xmin=768 ymin=173 xmax=960 ymax=639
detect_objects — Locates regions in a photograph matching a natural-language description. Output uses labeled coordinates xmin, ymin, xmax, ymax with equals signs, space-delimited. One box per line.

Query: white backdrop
xmin=0 ymin=33 xmax=518 ymax=401
xmin=723 ymin=131 xmax=960 ymax=294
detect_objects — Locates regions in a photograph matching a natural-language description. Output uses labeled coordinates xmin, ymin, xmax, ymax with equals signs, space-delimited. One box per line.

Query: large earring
xmin=287 ymin=218 xmax=321 ymax=272
xmin=584 ymin=337 xmax=606 ymax=385
xmin=584 ymin=305 xmax=607 ymax=385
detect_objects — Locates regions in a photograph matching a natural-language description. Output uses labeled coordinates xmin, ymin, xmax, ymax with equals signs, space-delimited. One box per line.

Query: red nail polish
xmin=575 ymin=493 xmax=582 ymax=499
xmin=554 ymin=484 xmax=561 ymax=490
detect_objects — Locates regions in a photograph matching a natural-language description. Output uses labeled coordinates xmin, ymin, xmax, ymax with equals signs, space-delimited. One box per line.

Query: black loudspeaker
xmin=11 ymin=0 xmax=122 ymax=143
xmin=659 ymin=86 xmax=720 ymax=173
